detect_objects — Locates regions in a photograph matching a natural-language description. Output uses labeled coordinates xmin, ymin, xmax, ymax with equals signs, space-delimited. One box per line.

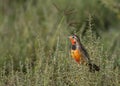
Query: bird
xmin=69 ymin=35 xmax=100 ymax=72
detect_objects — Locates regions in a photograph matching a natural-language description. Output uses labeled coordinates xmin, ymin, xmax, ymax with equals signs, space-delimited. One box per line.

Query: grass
xmin=0 ymin=0 xmax=120 ymax=86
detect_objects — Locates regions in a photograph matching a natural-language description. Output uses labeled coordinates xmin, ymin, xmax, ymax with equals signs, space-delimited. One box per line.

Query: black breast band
xmin=72 ymin=45 xmax=76 ymax=50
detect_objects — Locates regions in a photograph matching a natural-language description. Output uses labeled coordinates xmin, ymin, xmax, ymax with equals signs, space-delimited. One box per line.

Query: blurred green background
xmin=0 ymin=0 xmax=120 ymax=86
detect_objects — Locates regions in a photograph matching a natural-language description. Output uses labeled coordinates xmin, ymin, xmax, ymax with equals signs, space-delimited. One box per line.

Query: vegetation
xmin=0 ymin=0 xmax=120 ymax=86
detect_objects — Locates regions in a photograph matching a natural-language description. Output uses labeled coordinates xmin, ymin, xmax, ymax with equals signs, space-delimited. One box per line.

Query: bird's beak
xmin=68 ymin=36 xmax=72 ymax=39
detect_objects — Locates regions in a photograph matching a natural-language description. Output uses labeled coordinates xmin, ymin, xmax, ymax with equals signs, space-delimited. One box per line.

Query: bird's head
xmin=69 ymin=35 xmax=80 ymax=45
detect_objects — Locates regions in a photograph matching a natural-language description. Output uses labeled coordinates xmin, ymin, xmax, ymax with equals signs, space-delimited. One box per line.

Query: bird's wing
xmin=79 ymin=43 xmax=91 ymax=63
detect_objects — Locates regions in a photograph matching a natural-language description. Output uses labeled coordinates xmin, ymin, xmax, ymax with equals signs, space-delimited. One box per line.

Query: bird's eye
xmin=72 ymin=36 xmax=74 ymax=38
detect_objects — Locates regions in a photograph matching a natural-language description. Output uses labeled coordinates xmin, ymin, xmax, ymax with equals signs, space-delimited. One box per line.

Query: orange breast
xmin=71 ymin=49 xmax=82 ymax=63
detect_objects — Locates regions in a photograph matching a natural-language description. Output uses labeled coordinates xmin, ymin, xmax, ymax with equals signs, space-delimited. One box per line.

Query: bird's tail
xmin=88 ymin=63 xmax=100 ymax=72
